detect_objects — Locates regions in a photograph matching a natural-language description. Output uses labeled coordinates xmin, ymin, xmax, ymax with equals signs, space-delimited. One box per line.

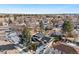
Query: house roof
xmin=41 ymin=36 xmax=51 ymax=42
xmin=34 ymin=32 xmax=44 ymax=38
xmin=32 ymin=32 xmax=44 ymax=42
xmin=32 ymin=32 xmax=51 ymax=43
xmin=50 ymin=31 xmax=62 ymax=37
xmin=53 ymin=42 xmax=79 ymax=54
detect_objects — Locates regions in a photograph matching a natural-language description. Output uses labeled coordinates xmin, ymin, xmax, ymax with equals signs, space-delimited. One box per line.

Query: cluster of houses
xmin=1 ymin=14 xmax=79 ymax=54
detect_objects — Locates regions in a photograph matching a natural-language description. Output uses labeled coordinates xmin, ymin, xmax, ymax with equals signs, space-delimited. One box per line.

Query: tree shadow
xmin=0 ymin=44 xmax=16 ymax=51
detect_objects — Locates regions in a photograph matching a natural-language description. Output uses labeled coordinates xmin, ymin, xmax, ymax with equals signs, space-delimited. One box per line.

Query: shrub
xmin=53 ymin=36 xmax=61 ymax=42
xmin=29 ymin=43 xmax=37 ymax=51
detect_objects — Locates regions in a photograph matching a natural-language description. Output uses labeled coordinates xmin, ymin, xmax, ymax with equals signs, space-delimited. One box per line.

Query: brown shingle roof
xmin=53 ymin=42 xmax=79 ymax=54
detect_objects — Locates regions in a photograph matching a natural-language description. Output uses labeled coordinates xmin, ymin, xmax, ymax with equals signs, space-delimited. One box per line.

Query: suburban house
xmin=31 ymin=32 xmax=52 ymax=46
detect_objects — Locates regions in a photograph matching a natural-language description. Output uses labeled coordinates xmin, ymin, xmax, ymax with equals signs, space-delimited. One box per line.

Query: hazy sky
xmin=0 ymin=4 xmax=79 ymax=14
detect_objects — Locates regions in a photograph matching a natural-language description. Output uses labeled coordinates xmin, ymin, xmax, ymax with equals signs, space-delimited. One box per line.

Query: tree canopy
xmin=39 ymin=20 xmax=44 ymax=32
xmin=22 ymin=27 xmax=31 ymax=46
xmin=62 ymin=20 xmax=74 ymax=34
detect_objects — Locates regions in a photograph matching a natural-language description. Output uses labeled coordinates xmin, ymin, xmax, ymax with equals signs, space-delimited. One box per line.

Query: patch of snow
xmin=6 ymin=32 xmax=20 ymax=44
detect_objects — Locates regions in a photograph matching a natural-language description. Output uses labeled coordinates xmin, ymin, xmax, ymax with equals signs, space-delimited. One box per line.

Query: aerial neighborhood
xmin=0 ymin=14 xmax=79 ymax=54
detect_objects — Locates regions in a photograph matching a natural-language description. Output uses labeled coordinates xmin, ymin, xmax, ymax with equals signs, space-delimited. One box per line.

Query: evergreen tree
xmin=22 ymin=27 xmax=31 ymax=47
xmin=8 ymin=19 xmax=12 ymax=24
xmin=39 ymin=20 xmax=44 ymax=32
xmin=62 ymin=20 xmax=74 ymax=37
